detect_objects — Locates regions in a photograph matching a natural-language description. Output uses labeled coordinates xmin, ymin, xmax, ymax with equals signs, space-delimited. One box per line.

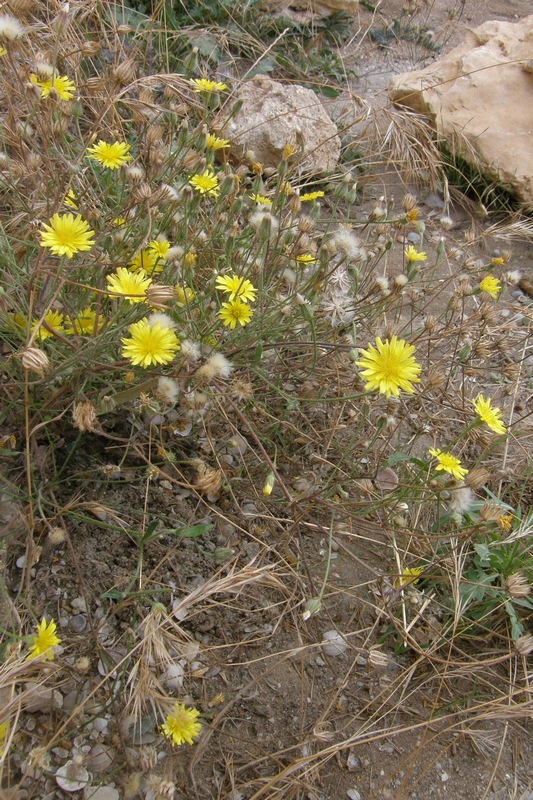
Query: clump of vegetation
xmin=0 ymin=1 xmax=531 ymax=798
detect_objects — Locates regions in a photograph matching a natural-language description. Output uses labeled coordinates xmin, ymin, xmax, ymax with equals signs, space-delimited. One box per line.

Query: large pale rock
xmin=389 ymin=15 xmax=533 ymax=207
xmin=222 ymin=77 xmax=341 ymax=174
xmin=265 ymin=0 xmax=358 ymax=19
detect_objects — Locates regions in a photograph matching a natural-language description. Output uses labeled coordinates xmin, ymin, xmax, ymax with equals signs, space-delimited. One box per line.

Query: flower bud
xmin=21 ymin=346 xmax=50 ymax=376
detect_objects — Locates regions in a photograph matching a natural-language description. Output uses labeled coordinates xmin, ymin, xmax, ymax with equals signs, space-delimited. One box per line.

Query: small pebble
xmin=70 ymin=615 xmax=87 ymax=633
xmin=406 ymin=231 xmax=420 ymax=243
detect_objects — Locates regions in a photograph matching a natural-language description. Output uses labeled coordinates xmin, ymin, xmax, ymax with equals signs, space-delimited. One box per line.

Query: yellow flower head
xmin=66 ymin=307 xmax=105 ymax=336
xmin=27 ymin=617 xmax=61 ymax=660
xmin=161 ymin=703 xmax=201 ymax=746
xmin=251 ymin=194 xmax=272 ymax=205
xmin=295 ymin=254 xmax=316 ymax=264
xmin=395 ymin=566 xmax=424 ymax=588
xmin=148 ymin=239 xmax=170 ymax=260
xmin=87 ymin=140 xmax=132 ymax=170
xmin=40 ymin=213 xmax=95 ymax=258
xmin=405 ymin=245 xmax=427 ymax=263
xmin=206 ymin=133 xmax=229 ymax=151
xmin=429 ymin=448 xmax=468 ymax=482
xmin=479 ymin=275 xmax=501 ymax=299
xmin=31 ymin=310 xmax=65 ymax=341
xmin=472 ymin=394 xmax=506 ymax=435
xmin=0 ymin=721 xmax=7 ymax=757
xmin=189 ymin=169 xmax=220 ymax=197
xmin=107 ymin=267 xmax=152 ymax=304
xmin=175 ymin=285 xmax=195 ymax=306
xmin=129 ymin=249 xmax=162 ymax=275
xmin=215 ymin=274 xmax=257 ymax=303
xmin=121 ymin=318 xmax=180 ymax=368
xmin=184 ymin=252 xmax=198 ymax=267
xmin=219 ymin=298 xmax=254 ymax=329
xmin=63 ymin=189 xmax=78 ymax=209
xmin=356 ymin=335 xmax=422 ymax=398
xmin=190 ymin=78 xmax=227 ymax=93
xmin=30 ymin=73 xmax=76 ymax=100
xmin=0 ymin=45 xmax=6 ymax=57
xmin=300 ymin=191 xmax=325 ymax=202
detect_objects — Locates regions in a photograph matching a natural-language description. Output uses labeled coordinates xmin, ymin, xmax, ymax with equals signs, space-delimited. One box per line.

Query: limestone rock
xmin=389 ymin=15 xmax=533 ymax=208
xmin=265 ymin=0 xmax=358 ymax=21
xmin=221 ymin=77 xmax=341 ymax=175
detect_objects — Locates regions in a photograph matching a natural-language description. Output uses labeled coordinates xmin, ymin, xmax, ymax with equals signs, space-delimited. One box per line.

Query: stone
xmin=221 ymin=77 xmax=341 ymax=175
xmin=83 ymin=786 xmax=119 ymax=800
xmin=265 ymin=0 xmax=358 ymax=22
xmin=389 ymin=15 xmax=533 ymax=208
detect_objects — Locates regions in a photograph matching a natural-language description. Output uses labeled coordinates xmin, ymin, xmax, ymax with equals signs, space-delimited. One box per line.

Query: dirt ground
xmin=2 ymin=1 xmax=532 ymax=799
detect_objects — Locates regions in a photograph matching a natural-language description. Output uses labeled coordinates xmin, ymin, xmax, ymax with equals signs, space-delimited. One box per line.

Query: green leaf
xmin=101 ymin=588 xmax=127 ymax=601
xmin=247 ymin=56 xmax=276 ymax=79
xmin=175 ymin=522 xmax=213 ymax=539
xmin=505 ymin=600 xmax=525 ymax=640
xmin=474 ymin=543 xmax=491 ymax=565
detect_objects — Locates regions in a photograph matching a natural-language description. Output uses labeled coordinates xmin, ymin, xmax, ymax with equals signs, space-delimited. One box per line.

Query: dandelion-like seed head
xmin=429 ymin=448 xmax=468 ymax=482
xmin=87 ymin=140 xmax=132 ymax=170
xmin=27 ymin=617 xmax=61 ymax=661
xmin=107 ymin=267 xmax=152 ymax=304
xmin=161 ymin=703 xmax=202 ymax=746
xmin=0 ymin=14 xmax=25 ymax=41
xmin=355 ymin=335 xmax=421 ymax=398
xmin=40 ymin=214 xmax=95 ymax=258
xmin=472 ymin=394 xmax=506 ymax=435
xmin=121 ymin=318 xmax=180 ymax=368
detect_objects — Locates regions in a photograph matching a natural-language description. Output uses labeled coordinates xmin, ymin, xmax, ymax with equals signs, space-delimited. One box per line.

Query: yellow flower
xmin=300 ymin=191 xmax=325 ymax=202
xmin=107 ymin=267 xmax=152 ymax=304
xmin=206 ymin=133 xmax=229 ymax=151
xmin=355 ymin=335 xmax=421 ymax=398
xmin=295 ymin=254 xmax=316 ymax=264
xmin=395 ymin=566 xmax=424 ymax=588
xmin=27 ymin=617 xmax=61 ymax=660
xmin=429 ymin=448 xmax=468 ymax=481
xmin=87 ymin=140 xmax=132 ymax=170
xmin=215 ymin=274 xmax=257 ymax=303
xmin=63 ymin=189 xmax=78 ymax=209
xmin=40 ymin=213 xmax=95 ymax=259
xmin=121 ymin=318 xmax=180 ymax=368
xmin=282 ymin=181 xmax=294 ymax=196
xmin=251 ymin=194 xmax=272 ymax=205
xmin=65 ymin=307 xmax=105 ymax=336
xmin=189 ymin=78 xmax=227 ymax=93
xmin=30 ymin=73 xmax=76 ymax=100
xmin=405 ymin=208 xmax=420 ymax=222
xmin=175 ymin=285 xmax=195 ymax=306
xmin=263 ymin=471 xmax=275 ymax=496
xmin=219 ymin=299 xmax=254 ymax=329
xmin=31 ymin=310 xmax=65 ymax=341
xmin=161 ymin=703 xmax=201 ymax=746
xmin=472 ymin=394 xmax=506 ymax=435
xmin=184 ymin=252 xmax=197 ymax=267
xmin=479 ymin=275 xmax=501 ymax=299
xmin=189 ymin=169 xmax=220 ymax=197
xmin=129 ymin=249 xmax=162 ymax=275
xmin=497 ymin=514 xmax=513 ymax=532
xmin=0 ymin=721 xmax=7 ymax=756
xmin=405 ymin=245 xmax=427 ymax=263
xmin=491 ymin=257 xmax=505 ymax=267
xmin=148 ymin=239 xmax=170 ymax=259
xmin=0 ymin=45 xmax=6 ymax=57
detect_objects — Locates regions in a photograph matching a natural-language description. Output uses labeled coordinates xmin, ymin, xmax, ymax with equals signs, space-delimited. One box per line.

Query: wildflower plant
xmin=0 ymin=3 xmax=531 ymax=796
